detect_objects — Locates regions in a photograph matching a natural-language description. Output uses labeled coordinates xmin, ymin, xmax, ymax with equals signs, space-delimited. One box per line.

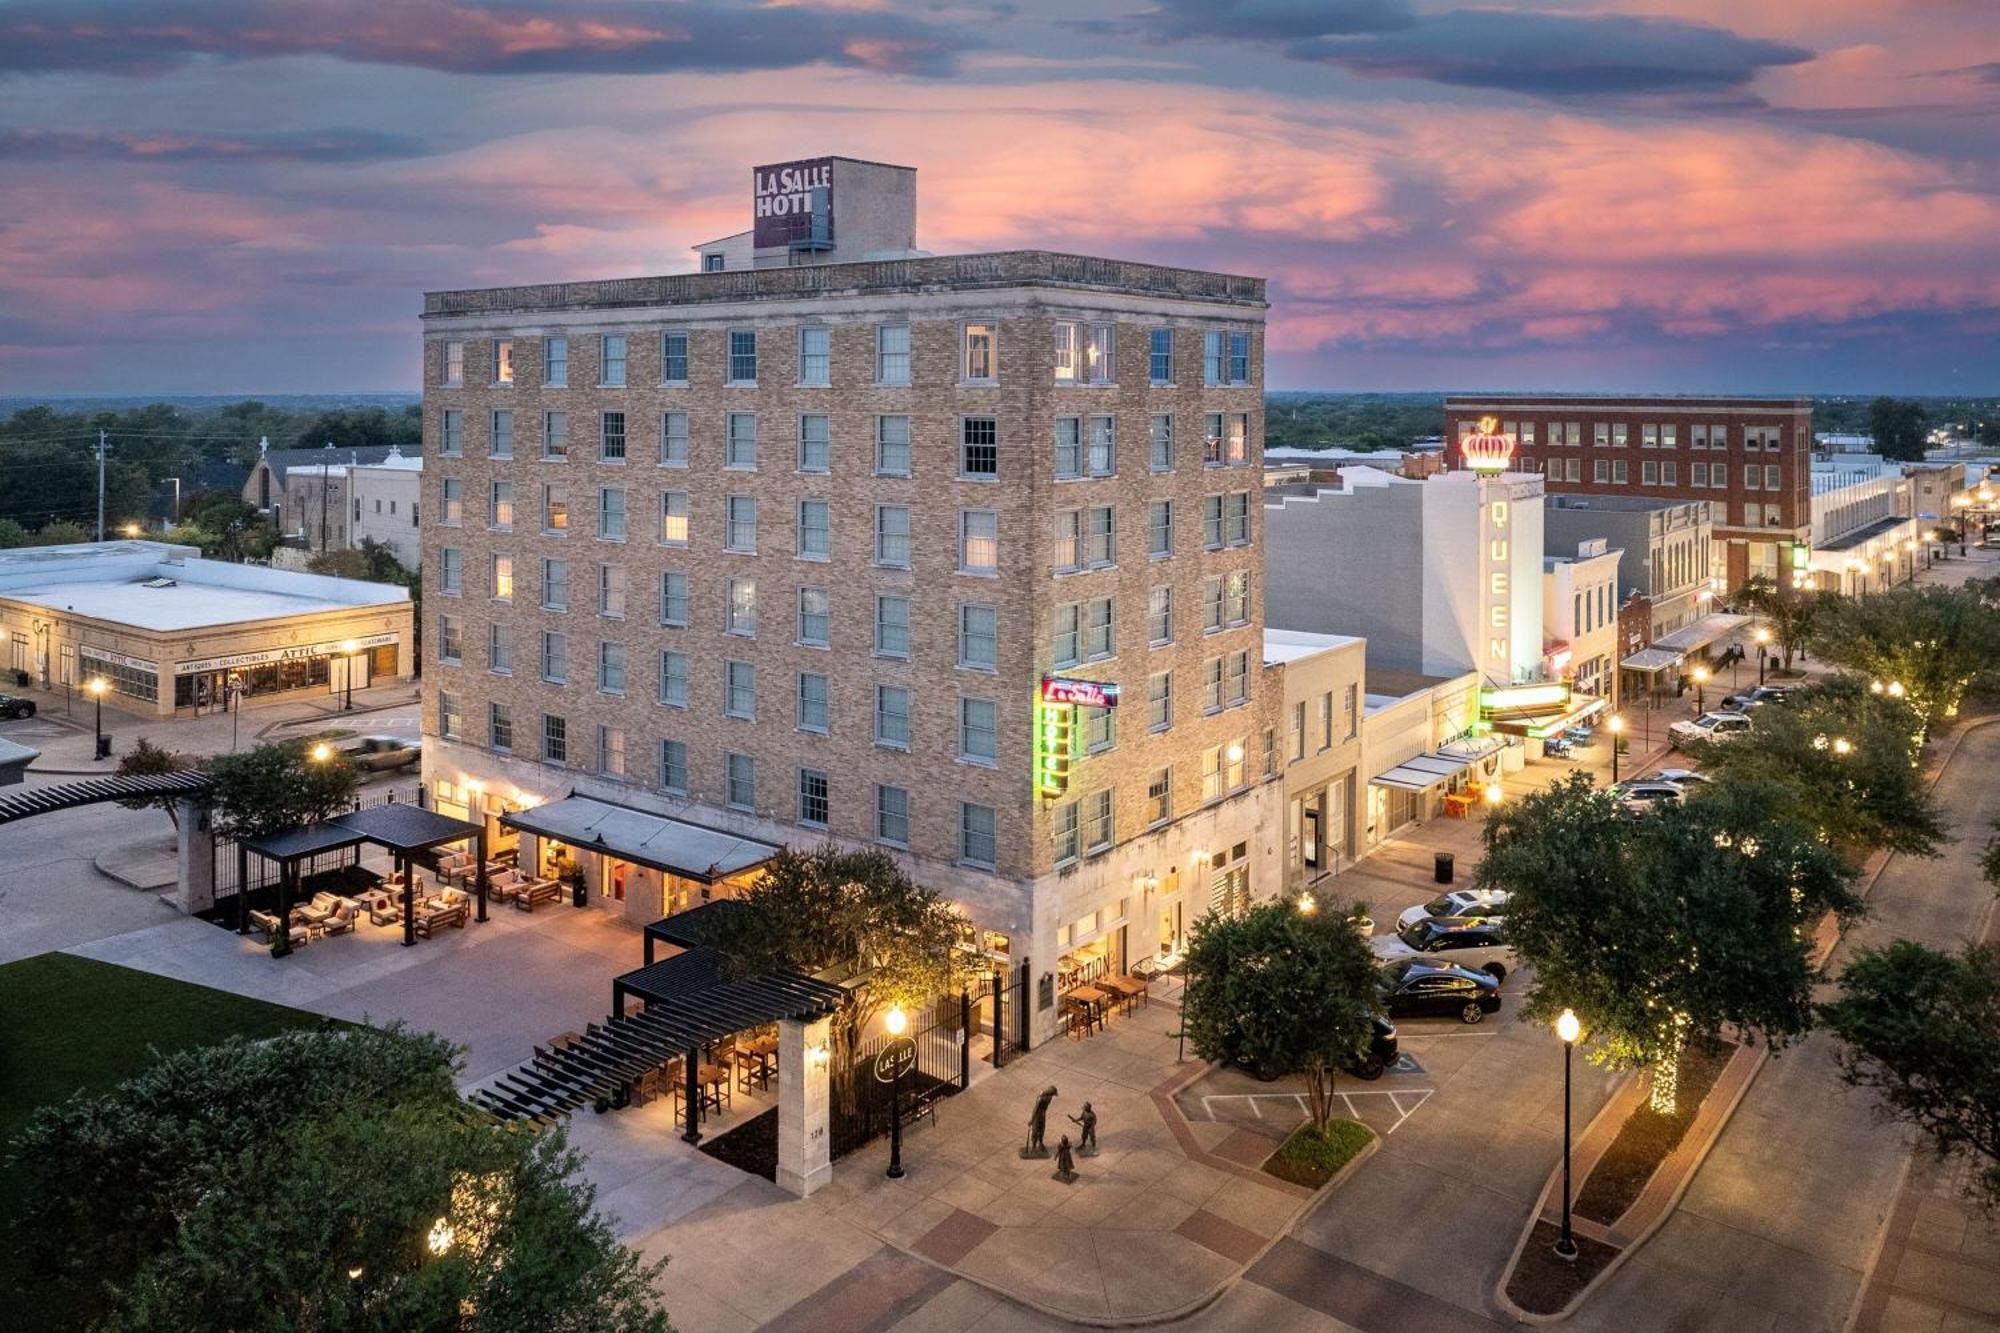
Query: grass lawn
xmin=0 ymin=952 xmax=346 ymax=1328
xmin=1263 ymin=1118 xmax=1374 ymax=1188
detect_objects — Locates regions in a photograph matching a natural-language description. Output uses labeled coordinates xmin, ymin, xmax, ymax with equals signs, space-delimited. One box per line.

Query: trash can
xmin=95 ymin=735 xmax=112 ymax=760
xmin=1434 ymin=851 xmax=1454 ymax=885
xmin=571 ymin=878 xmax=587 ymax=909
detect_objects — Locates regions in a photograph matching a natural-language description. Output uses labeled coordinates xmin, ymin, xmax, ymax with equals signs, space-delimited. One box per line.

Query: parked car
xmin=0 ymin=694 xmax=36 ymax=720
xmin=1397 ymin=888 xmax=1510 ymax=933
xmin=339 ymin=735 xmax=421 ymax=771
xmin=1669 ymin=711 xmax=1753 ymax=749
xmin=1348 ymin=1016 xmax=1400 ymax=1080
xmin=1380 ymin=960 xmax=1503 ymax=1025
xmin=1371 ymin=916 xmax=1516 ymax=981
xmin=1612 ymin=780 xmax=1686 ymax=816
xmin=1652 ymin=767 xmax=1711 ymax=788
xmin=1720 ymin=685 xmax=1790 ymax=712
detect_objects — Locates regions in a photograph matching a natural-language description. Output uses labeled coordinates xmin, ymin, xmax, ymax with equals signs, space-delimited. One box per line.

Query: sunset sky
xmin=1 ymin=0 xmax=1996 ymax=395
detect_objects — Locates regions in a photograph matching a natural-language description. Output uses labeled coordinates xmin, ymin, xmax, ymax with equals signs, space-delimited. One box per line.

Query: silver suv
xmin=1371 ymin=917 xmax=1517 ymax=982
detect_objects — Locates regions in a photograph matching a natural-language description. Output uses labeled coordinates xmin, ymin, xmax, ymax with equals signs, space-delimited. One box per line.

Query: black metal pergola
xmin=238 ymin=801 xmax=488 ymax=953
xmin=470 ymin=950 xmax=845 ymax=1143
xmin=641 ymin=899 xmax=747 ymax=965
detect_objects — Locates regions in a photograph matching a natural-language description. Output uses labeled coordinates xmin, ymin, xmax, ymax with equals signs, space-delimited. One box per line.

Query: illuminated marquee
xmin=1035 ymin=678 xmax=1118 ymax=797
xmin=1461 ymin=416 xmax=1517 ymax=474
xmin=1486 ymin=498 xmax=1511 ymax=669
xmin=1041 ymin=677 xmax=1120 ymax=709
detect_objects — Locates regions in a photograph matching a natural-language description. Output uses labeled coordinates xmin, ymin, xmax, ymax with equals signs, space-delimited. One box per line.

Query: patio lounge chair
xmin=251 ymin=910 xmax=312 ymax=949
xmin=414 ymin=902 xmax=468 ymax=938
xmin=486 ymin=869 xmax=523 ymax=904
xmin=512 ymin=877 xmax=561 ymax=912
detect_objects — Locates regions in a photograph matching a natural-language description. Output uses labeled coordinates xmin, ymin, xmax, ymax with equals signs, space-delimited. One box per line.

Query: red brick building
xmin=1444 ymin=395 xmax=1813 ymax=590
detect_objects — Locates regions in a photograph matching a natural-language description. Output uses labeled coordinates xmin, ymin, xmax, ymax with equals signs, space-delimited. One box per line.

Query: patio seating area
xmin=1059 ymin=969 xmax=1153 ymax=1039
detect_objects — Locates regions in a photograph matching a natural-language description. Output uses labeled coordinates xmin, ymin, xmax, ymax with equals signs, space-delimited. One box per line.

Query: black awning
xmin=644 ymin=899 xmax=748 ymax=953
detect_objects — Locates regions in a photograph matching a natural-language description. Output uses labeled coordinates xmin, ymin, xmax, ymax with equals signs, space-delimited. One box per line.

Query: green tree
xmin=1809 ymin=584 xmax=2000 ymax=735
xmin=1868 ymin=396 xmax=1929 ymax=461
xmin=1477 ymin=773 xmax=1860 ymax=1113
xmin=203 ymin=739 xmax=359 ymax=841
xmin=5 ymin=1025 xmax=671 ymax=1331
xmin=1820 ymin=940 xmax=2000 ymax=1208
xmin=31 ymin=520 xmax=91 ymax=545
xmin=1681 ymin=677 xmax=1946 ymax=859
xmin=311 ymin=537 xmax=413 ymax=586
xmin=702 ymin=844 xmax=973 ymax=1031
xmin=113 ymin=737 xmax=202 ymax=830
xmin=1734 ymin=575 xmax=1823 ymax=671
xmin=0 ymin=517 xmax=26 ymax=548
xmin=1181 ymin=898 xmax=1381 ymax=1133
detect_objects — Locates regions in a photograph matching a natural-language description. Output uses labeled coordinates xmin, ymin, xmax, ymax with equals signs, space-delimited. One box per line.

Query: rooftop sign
xmin=752 ymin=158 xmax=833 ymax=249
xmin=1461 ymin=417 xmax=1516 ymax=474
xmin=1041 ymin=677 xmax=1120 ymax=709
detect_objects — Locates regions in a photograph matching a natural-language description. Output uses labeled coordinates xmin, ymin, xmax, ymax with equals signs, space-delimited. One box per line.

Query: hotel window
xmin=1764 ymin=465 xmax=1781 ymax=490
xmin=1662 ymin=462 xmax=1678 ymax=486
xmin=491 ymin=554 xmax=513 ymax=602
xmin=1593 ymin=423 xmax=1610 ymax=448
xmin=660 ymin=330 xmax=688 ymax=384
xmin=598 ymin=563 xmax=625 ymax=618
xmin=725 ymin=413 xmax=757 ymax=469
xmin=1202 ymin=576 xmax=1224 ymax=633
xmin=875 ymin=505 xmax=911 ymax=567
xmin=543 ymin=409 xmax=569 ymax=460
xmin=798 ymin=672 xmax=829 ymax=733
xmin=660 ymin=411 xmax=688 ymax=467
xmin=439 ymin=547 xmax=463 ymax=595
xmin=1149 ymin=500 xmax=1174 ymax=558
xmin=1202 ymin=494 xmax=1225 ymax=548
xmin=1085 ymin=703 xmax=1113 ymax=754
xmin=796 ymin=499 xmax=830 ymax=560
xmin=541 ymin=557 xmax=568 ymax=610
xmin=1713 ymin=467 xmax=1728 ymax=489
xmin=961 ymin=417 xmax=999 ymax=479
xmin=1053 ymin=418 xmax=1085 ymax=480
xmin=490 ymin=409 xmax=513 ymax=459
xmin=599 ymin=641 xmax=627 ymax=695
xmin=659 ymin=650 xmax=688 ymax=706
xmin=1712 ymin=424 xmax=1729 ymax=449
xmin=1085 ymin=324 xmax=1115 ymax=383
xmin=1612 ymin=460 xmax=1628 ymax=484
xmin=960 ymin=697 xmax=998 ymax=764
xmin=1741 ymin=503 xmax=1762 ymax=527
xmin=1565 ymin=458 xmax=1582 ymax=482
xmin=1691 ymin=425 xmax=1708 ymax=450
xmin=797 ymin=414 xmax=830 ymax=473
xmin=1147 ymin=768 xmax=1172 ymax=825
xmin=1086 ymin=416 xmax=1115 ymax=475
xmin=600 ymin=411 xmax=626 ymax=462
xmin=1084 ymin=789 xmax=1114 ymax=853
xmin=1148 ymin=585 xmax=1173 ymax=645
xmin=1564 ymin=421 xmax=1582 ymax=446
xmin=798 ymin=769 xmax=829 ymax=827
xmin=1227 ymin=650 xmax=1249 ymax=706
xmin=959 ymin=603 xmax=998 ymax=669
xmin=544 ymin=336 xmax=567 ymax=387
xmin=540 ymin=631 xmax=567 ymax=683
xmin=1229 ymin=331 xmax=1250 ymax=383
xmin=725 ymin=577 xmax=757 ymax=636
xmin=1764 ymin=503 xmax=1781 ymax=525
xmin=1662 ymin=424 xmax=1678 ymax=449
xmin=443 ymin=340 xmax=464 ymax=386
xmin=1642 ymin=462 xmax=1658 ymax=486
xmin=599 ymin=727 xmax=626 ymax=777
xmin=1594 ymin=460 xmax=1610 ymax=483
xmin=1226 ymin=569 xmax=1250 ymax=625
xmin=542 ymin=714 xmax=567 ymax=765
xmin=1693 ymin=462 xmax=1709 ymax=488
xmin=440 ymin=409 xmax=463 ymax=457
xmin=488 ymin=622 xmax=511 ymax=673
xmin=1744 ymin=465 xmax=1761 ymax=490
xmin=1076 ymin=505 xmax=1113 ymax=568
xmin=1202 ymin=331 xmax=1225 ymax=385
xmin=1149 ymin=670 xmax=1172 ymax=731
xmin=960 ymin=802 xmax=997 ymax=867
xmin=876 ymin=785 xmax=910 ymax=845
xmin=875 ymin=415 xmax=911 ymax=475
xmin=660 ymin=490 xmax=688 ymax=545
xmin=875 ymin=324 xmax=911 ymax=384
xmin=1051 ymin=801 xmax=1080 ymax=864
xmin=726 ymin=753 xmax=756 ymax=810
xmin=1051 ymin=603 xmax=1081 ymax=667
xmin=659 ymin=570 xmax=688 ymax=627
xmin=960 ymin=509 xmax=999 ymax=574
xmin=490 ymin=702 xmax=512 ymax=752
xmin=875 ymin=594 xmax=910 ymax=657
xmin=1642 ymin=424 xmax=1660 ymax=449
xmin=1202 ymin=658 xmax=1224 ymax=713
xmin=486 ymin=480 xmax=512 ymax=529
xmin=798 ymin=587 xmax=830 ymax=646
xmin=437 ymin=614 xmax=462 ymax=663
xmin=1149 ymin=328 xmax=1174 ymax=384
xmin=876 ymin=685 xmax=911 ymax=748
xmin=1613 ymin=423 xmax=1629 ymax=448
xmin=1083 ymin=596 xmax=1114 ymax=660
xmin=441 ymin=477 xmax=464 ymax=525
xmin=727 ymin=329 xmax=757 ymax=383
xmin=600 ymin=334 xmax=627 ymax=387
xmin=1200 ymin=746 xmax=1224 ymax=802
xmin=1149 ymin=414 xmax=1174 ymax=472
xmin=962 ymin=322 xmax=996 ymax=382
xmin=1053 ymin=321 xmax=1080 ymax=383
xmin=724 ymin=660 xmax=755 ymax=719
xmin=660 ymin=740 xmax=688 ymax=794
xmin=725 ymin=495 xmax=756 ymax=552
xmin=598 ymin=487 xmax=627 ymax=540
xmin=798 ymin=326 xmax=830 ymax=386
xmin=1226 ymin=492 xmax=1251 ymax=545
xmin=1516 ymin=421 xmax=1538 ymax=448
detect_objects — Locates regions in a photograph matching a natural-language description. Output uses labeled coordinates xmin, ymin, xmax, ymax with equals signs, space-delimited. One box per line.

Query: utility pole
xmin=319 ymin=444 xmax=331 ymax=553
xmin=96 ymin=429 xmax=107 ymax=541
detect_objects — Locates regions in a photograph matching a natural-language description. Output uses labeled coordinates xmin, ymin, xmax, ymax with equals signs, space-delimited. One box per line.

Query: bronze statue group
xmin=1022 ymin=1085 xmax=1097 ymax=1183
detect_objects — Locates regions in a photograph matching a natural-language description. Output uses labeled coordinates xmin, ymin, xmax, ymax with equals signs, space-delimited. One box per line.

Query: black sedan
xmin=0 ymin=694 xmax=36 ymax=720
xmin=1347 ymin=1016 xmax=1400 ymax=1080
xmin=1380 ymin=960 xmax=1502 ymax=1025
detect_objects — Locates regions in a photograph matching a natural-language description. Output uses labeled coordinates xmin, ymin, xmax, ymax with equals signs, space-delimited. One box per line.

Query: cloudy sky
xmin=1 ymin=0 xmax=1996 ymax=395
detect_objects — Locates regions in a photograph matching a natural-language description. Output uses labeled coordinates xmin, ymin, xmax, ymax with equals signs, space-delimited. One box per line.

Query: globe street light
xmin=1554 ymin=1008 xmax=1583 ymax=1261
xmin=85 ymin=677 xmax=111 ymax=759
xmin=1484 ymin=780 xmax=1503 ymax=808
xmin=1607 ymin=715 xmax=1624 ymax=786
xmin=884 ymin=1004 xmax=910 ymax=1180
xmin=311 ymin=742 xmax=333 ymax=763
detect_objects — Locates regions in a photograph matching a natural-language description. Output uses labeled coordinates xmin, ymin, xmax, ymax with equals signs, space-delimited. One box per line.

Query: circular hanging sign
xmin=875 ymin=1036 xmax=918 ymax=1084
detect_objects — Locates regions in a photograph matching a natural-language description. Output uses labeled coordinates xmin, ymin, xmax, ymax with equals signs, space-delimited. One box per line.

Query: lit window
xmin=491 ymin=554 xmax=513 ymax=601
xmin=660 ymin=491 xmax=688 ymax=545
xmin=962 ymin=322 xmax=996 ymax=381
xmin=492 ymin=339 xmax=513 ymax=384
xmin=960 ymin=509 xmax=998 ymax=574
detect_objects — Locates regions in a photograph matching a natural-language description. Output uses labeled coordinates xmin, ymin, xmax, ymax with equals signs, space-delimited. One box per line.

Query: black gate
xmin=983 ymin=957 xmax=1032 ymax=1068
xmin=829 ymin=991 xmax=972 ymax=1160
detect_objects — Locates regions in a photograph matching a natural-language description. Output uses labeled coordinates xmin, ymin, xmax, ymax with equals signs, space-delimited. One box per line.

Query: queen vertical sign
xmin=753 ymin=158 xmax=834 ymax=249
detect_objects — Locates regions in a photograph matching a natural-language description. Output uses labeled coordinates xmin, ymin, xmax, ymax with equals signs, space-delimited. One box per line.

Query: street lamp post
xmin=340 ymin=639 xmax=360 ymax=711
xmin=1608 ymin=716 xmax=1624 ymax=787
xmin=1691 ymin=666 xmax=1709 ymax=716
xmin=86 ymin=677 xmax=108 ymax=759
xmin=884 ymin=1005 xmax=909 ymax=1181
xmin=1754 ymin=628 xmax=1772 ymax=687
xmin=1554 ymin=1008 xmax=1582 ymax=1261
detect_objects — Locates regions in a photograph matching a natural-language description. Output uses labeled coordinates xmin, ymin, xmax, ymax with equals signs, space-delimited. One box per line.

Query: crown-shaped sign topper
xmin=1461 ymin=416 xmax=1516 ymax=473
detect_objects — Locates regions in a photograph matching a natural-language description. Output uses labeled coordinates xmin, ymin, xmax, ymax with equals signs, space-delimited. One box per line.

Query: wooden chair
xmin=514 ymin=878 xmax=560 ymax=912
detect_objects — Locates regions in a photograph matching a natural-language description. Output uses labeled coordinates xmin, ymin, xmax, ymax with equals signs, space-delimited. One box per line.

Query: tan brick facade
xmin=420 ymin=254 xmax=1280 ymax=1011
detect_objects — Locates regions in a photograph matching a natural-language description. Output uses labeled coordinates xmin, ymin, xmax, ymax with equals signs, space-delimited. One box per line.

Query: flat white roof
xmin=0 ymin=541 xmax=406 ymax=632
xmin=1263 ymin=628 xmax=1363 ymax=665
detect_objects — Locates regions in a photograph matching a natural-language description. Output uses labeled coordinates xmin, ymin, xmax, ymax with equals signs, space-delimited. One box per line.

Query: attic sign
xmin=753 ymin=158 xmax=833 ymax=248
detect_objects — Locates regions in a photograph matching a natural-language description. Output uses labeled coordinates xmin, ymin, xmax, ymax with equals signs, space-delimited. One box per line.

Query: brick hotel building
xmin=1444 ymin=396 xmax=1814 ymax=591
xmin=418 ymin=159 xmax=1278 ymax=1036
